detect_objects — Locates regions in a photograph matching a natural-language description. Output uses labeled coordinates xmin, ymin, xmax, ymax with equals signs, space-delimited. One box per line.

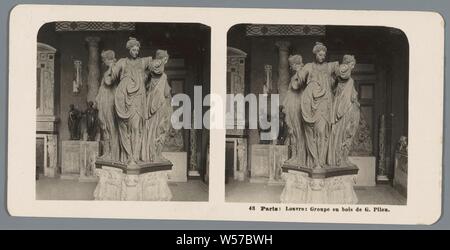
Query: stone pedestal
xmin=61 ymin=140 xmax=99 ymax=181
xmin=280 ymin=165 xmax=359 ymax=204
xmin=250 ymin=144 xmax=288 ymax=185
xmin=162 ymin=151 xmax=187 ymax=182
xmin=93 ymin=160 xmax=173 ymax=201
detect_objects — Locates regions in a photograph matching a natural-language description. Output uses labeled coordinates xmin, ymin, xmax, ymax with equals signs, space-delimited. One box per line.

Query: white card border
xmin=7 ymin=4 xmax=444 ymax=225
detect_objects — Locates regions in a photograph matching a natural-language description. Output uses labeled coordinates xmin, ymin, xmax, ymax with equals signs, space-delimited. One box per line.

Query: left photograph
xmin=36 ymin=22 xmax=211 ymax=201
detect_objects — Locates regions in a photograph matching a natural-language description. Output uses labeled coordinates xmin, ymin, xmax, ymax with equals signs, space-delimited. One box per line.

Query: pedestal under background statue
xmin=93 ymin=38 xmax=172 ymax=201
xmin=281 ymin=43 xmax=360 ymax=204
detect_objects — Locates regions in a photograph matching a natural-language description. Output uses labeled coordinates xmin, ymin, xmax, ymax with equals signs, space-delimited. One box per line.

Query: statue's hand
xmin=291 ymin=80 xmax=301 ymax=90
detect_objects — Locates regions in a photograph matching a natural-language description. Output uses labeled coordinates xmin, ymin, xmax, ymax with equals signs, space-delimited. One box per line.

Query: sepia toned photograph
xmin=7 ymin=5 xmax=443 ymax=224
xmin=35 ymin=21 xmax=211 ymax=201
xmin=225 ymin=24 xmax=409 ymax=205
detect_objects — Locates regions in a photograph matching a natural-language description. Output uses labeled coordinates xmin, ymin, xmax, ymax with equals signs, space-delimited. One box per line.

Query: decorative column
xmin=85 ymin=36 xmax=101 ymax=103
xmin=275 ymin=41 xmax=291 ymax=105
xmin=189 ymin=127 xmax=200 ymax=177
xmin=377 ymin=114 xmax=389 ymax=182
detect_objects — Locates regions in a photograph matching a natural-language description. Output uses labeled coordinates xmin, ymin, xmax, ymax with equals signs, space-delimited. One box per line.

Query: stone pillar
xmin=45 ymin=134 xmax=58 ymax=178
xmin=85 ymin=36 xmax=101 ymax=103
xmin=377 ymin=114 xmax=389 ymax=182
xmin=275 ymin=41 xmax=291 ymax=105
xmin=189 ymin=128 xmax=200 ymax=177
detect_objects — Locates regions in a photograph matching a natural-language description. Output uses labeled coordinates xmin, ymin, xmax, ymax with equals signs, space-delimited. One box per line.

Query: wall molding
xmin=55 ymin=22 xmax=135 ymax=31
xmin=246 ymin=24 xmax=325 ymax=36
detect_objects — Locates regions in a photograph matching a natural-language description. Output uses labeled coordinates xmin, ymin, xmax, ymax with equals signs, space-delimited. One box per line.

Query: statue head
xmin=155 ymin=49 xmax=169 ymax=64
xmin=343 ymin=54 xmax=356 ymax=70
xmin=338 ymin=64 xmax=352 ymax=80
xmin=151 ymin=50 xmax=169 ymax=74
xmin=312 ymin=42 xmax=327 ymax=64
xmin=69 ymin=104 xmax=75 ymax=110
xmin=126 ymin=37 xmax=141 ymax=59
xmin=288 ymin=54 xmax=303 ymax=72
xmin=150 ymin=59 xmax=164 ymax=75
xmin=101 ymin=50 xmax=116 ymax=67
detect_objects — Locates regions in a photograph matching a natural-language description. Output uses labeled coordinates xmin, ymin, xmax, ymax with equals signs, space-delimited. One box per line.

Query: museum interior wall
xmin=36 ymin=22 xmax=211 ymax=183
xmin=226 ymin=24 xmax=408 ymax=195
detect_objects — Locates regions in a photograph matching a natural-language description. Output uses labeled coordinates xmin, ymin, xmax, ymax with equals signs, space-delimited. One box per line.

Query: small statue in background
xmin=85 ymin=101 xmax=98 ymax=141
xmin=68 ymin=104 xmax=82 ymax=140
xmin=397 ymin=136 xmax=408 ymax=154
xmin=277 ymin=106 xmax=288 ymax=145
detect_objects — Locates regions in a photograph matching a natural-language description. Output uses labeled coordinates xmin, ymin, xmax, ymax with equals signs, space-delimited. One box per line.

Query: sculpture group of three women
xmin=283 ymin=42 xmax=360 ymax=169
xmin=96 ymin=37 xmax=173 ymax=166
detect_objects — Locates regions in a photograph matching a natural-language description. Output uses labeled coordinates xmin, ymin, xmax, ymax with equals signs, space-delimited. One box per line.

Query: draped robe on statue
xmin=299 ymin=61 xmax=339 ymax=168
xmin=328 ymin=74 xmax=360 ymax=166
xmin=141 ymin=73 xmax=173 ymax=162
xmin=96 ymin=69 xmax=120 ymax=161
xmin=283 ymin=73 xmax=306 ymax=166
xmin=109 ymin=56 xmax=153 ymax=163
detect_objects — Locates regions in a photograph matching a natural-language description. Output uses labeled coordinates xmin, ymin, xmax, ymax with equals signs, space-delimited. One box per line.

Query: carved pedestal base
xmin=280 ymin=165 xmax=359 ymax=204
xmin=93 ymin=160 xmax=173 ymax=201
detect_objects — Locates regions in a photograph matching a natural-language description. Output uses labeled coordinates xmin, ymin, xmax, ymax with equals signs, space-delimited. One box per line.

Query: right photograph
xmin=225 ymin=24 xmax=408 ymax=205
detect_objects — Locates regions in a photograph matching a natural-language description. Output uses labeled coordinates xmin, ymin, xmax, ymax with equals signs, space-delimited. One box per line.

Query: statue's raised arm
xmin=142 ymin=55 xmax=153 ymax=71
xmin=329 ymin=60 xmax=340 ymax=82
xmin=290 ymin=60 xmax=309 ymax=90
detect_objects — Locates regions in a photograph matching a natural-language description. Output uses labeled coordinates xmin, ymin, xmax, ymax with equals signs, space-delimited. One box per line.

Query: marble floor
xmin=37 ymin=177 xmax=405 ymax=205
xmin=36 ymin=177 xmax=209 ymax=201
xmin=225 ymin=181 xmax=407 ymax=205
